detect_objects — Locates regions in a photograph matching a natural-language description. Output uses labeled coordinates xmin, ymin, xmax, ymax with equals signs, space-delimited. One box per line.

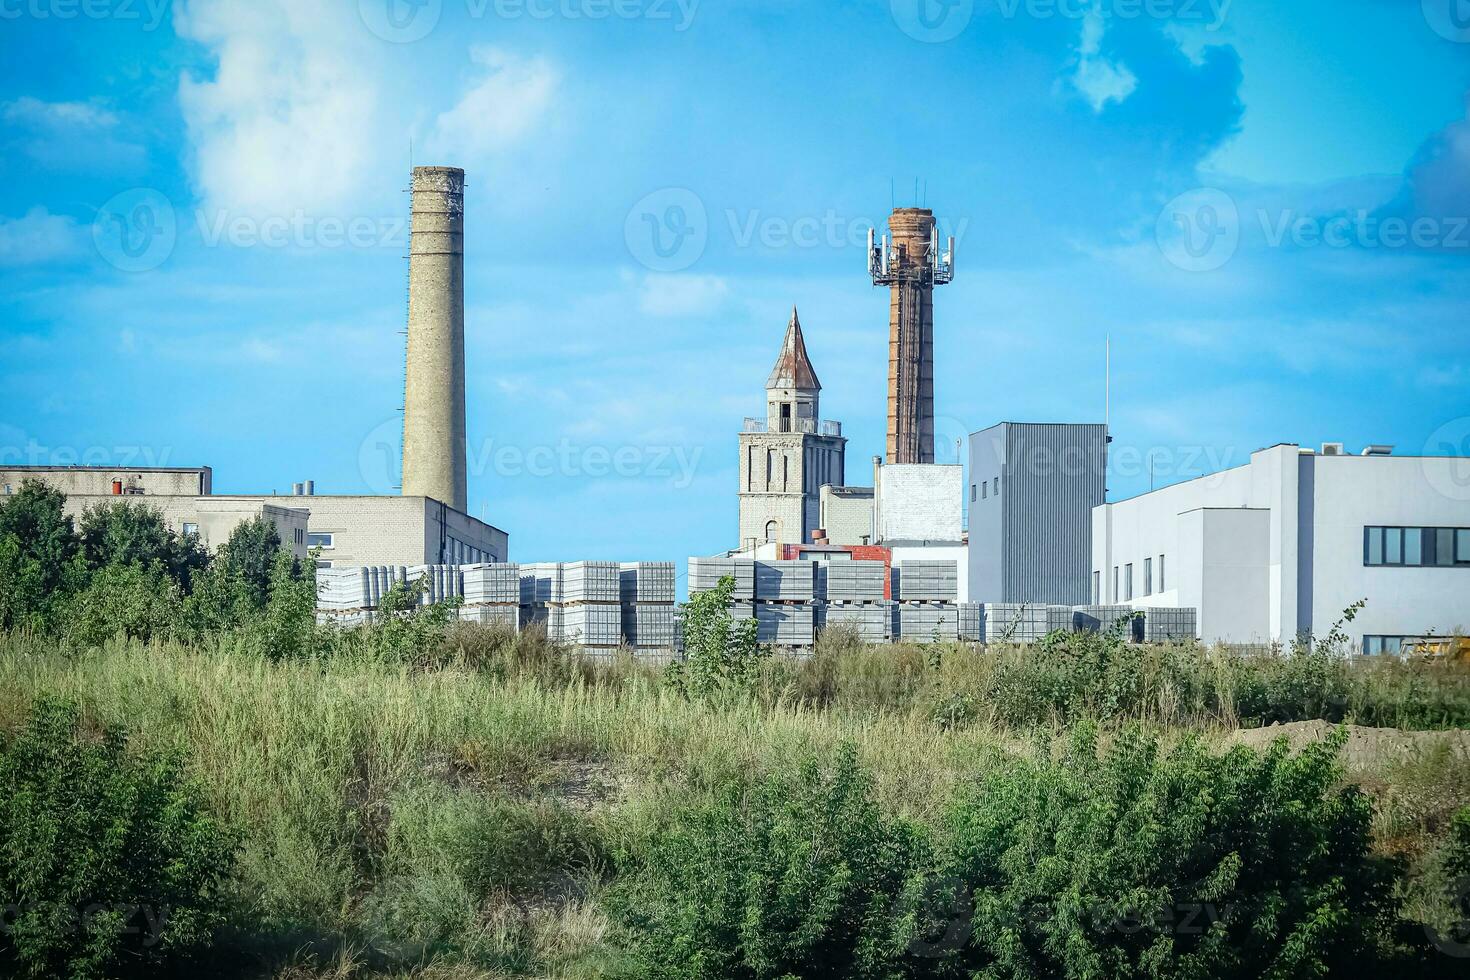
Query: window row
xmin=1094 ymin=554 xmax=1166 ymax=603
xmin=1363 ymin=526 xmax=1470 ymax=567
xmin=970 ymin=477 xmax=1001 ymax=502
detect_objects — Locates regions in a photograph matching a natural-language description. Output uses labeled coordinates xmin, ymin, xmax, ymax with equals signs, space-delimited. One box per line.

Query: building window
xmin=1364 ymin=526 xmax=1470 ymax=567
xmin=294 ymin=528 xmax=305 ymax=546
xmin=182 ymin=522 xmax=198 ymax=537
xmin=1143 ymin=557 xmax=1152 ymax=596
xmin=307 ymin=532 xmax=334 ymax=549
xmin=316 ymin=560 xmax=333 ymax=569
xmin=1124 ymin=563 xmax=1133 ymax=601
xmin=993 ymin=478 xmax=999 ymax=496
xmin=1158 ymin=554 xmax=1165 ymax=592
xmin=1092 ymin=570 xmax=1100 ymax=604
xmin=981 ymin=482 xmax=987 ymax=499
xmin=1112 ymin=566 xmax=1119 ymax=603
xmin=971 ymin=484 xmax=977 ymax=502
xmin=765 ymin=520 xmax=779 ymax=544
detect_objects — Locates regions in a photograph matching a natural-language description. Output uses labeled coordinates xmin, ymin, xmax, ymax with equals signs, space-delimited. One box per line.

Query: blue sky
xmin=3 ymin=0 xmax=1469 ymax=565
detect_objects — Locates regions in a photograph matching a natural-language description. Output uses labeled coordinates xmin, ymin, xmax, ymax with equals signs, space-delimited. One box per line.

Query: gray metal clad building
xmin=968 ymin=422 xmax=1107 ymax=604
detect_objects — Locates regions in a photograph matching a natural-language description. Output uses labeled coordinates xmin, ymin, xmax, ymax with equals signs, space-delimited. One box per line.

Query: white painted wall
xmin=875 ymin=464 xmax=964 ymax=543
xmin=1094 ymin=444 xmax=1470 ymax=647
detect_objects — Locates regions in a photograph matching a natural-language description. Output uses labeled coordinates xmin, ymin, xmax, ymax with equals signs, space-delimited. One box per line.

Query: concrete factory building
xmin=737 ymin=308 xmax=847 ymax=550
xmin=1092 ymin=442 xmax=1470 ymax=650
xmin=968 ymin=422 xmax=1108 ymax=605
xmin=1 ymin=465 xmax=212 ymax=497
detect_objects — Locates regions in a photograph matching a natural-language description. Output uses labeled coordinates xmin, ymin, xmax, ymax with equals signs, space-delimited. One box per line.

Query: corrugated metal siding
xmin=1001 ymin=423 xmax=1107 ymax=604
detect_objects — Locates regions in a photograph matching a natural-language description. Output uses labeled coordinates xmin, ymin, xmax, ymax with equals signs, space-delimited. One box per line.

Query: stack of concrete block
xmin=891 ymin=561 xmax=959 ymax=602
xmin=459 ymin=605 xmax=520 ymax=628
xmin=620 ymin=562 xmax=676 ymax=604
xmin=1073 ymin=605 xmax=1135 ymax=635
xmin=558 ymin=561 xmax=621 ymax=604
xmin=318 ymin=565 xmax=412 ymax=612
xmin=459 ymin=563 xmax=521 ymax=629
xmin=890 ymin=560 xmax=959 ymax=643
xmin=1143 ymin=607 xmax=1198 ymax=642
xmin=688 ymin=557 xmax=756 ymax=598
xmin=732 ymin=601 xmax=815 ymax=646
xmin=818 ymin=560 xmax=887 ymax=602
xmin=1046 ymin=605 xmax=1075 ymax=635
xmin=754 ymin=561 xmax=816 ymax=601
xmin=959 ymin=602 xmax=983 ymax=642
xmin=624 ymin=603 xmax=677 ymax=648
xmin=981 ymin=603 xmax=1049 ymax=643
xmin=405 ymin=564 xmax=463 ymax=605
xmin=819 ymin=603 xmax=890 ymax=642
xmin=463 ymin=563 xmax=520 ymax=604
xmin=620 ymin=562 xmax=677 ymax=650
xmin=896 ymin=603 xmax=959 ymax=641
xmin=556 ymin=603 xmax=623 ymax=647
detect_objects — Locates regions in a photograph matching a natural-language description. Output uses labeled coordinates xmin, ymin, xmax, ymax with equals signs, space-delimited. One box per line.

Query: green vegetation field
xmin=2 ymin=481 xmax=1469 ymax=978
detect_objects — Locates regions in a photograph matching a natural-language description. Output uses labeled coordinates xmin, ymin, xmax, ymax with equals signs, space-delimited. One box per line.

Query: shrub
xmin=943 ymin=724 xmax=1400 ymax=979
xmin=78 ymin=500 xmax=208 ymax=591
xmin=0 ymin=697 xmax=236 ymax=979
xmin=667 ymin=574 xmax=763 ymax=700
xmin=0 ymin=481 xmax=84 ymax=630
xmin=61 ymin=561 xmax=183 ymax=647
xmin=607 ymin=743 xmax=934 ymax=979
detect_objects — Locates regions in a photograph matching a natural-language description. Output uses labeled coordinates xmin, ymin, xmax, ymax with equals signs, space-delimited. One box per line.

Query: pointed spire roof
xmin=766 ymin=306 xmax=821 ymax=391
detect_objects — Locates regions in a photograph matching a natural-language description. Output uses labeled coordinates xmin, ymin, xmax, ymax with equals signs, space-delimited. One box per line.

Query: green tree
xmin=0 ymin=481 xmax=85 ymax=629
xmin=78 ymin=500 xmax=207 ymax=591
xmin=179 ymin=517 xmax=288 ymax=636
xmin=668 ymin=574 xmax=763 ymax=700
xmin=62 ymin=563 xmax=182 ymax=647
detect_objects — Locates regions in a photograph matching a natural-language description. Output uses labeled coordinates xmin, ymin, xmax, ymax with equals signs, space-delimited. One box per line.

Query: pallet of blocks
xmin=316 ymin=565 xmax=411 ymax=626
xmin=1143 ymin=607 xmax=1198 ymax=642
xmin=753 ymin=560 xmax=815 ymax=601
xmin=688 ymin=557 xmax=755 ymax=598
xmin=818 ymin=560 xmax=887 ymax=603
xmin=732 ymin=601 xmax=815 ymax=647
xmin=405 ymin=564 xmax=463 ymax=605
xmin=1072 ymin=605 xmax=1136 ymax=635
xmin=891 ymin=560 xmax=959 ymax=602
xmin=896 ymin=602 xmax=959 ymax=641
xmin=1046 ymin=605 xmax=1075 ymax=635
xmin=819 ymin=602 xmax=890 ymax=642
xmin=543 ymin=562 xmax=622 ymax=650
xmin=458 ymin=562 xmax=521 ymax=628
xmin=619 ymin=562 xmax=678 ymax=652
xmin=959 ymin=602 xmax=983 ymax=642
xmin=981 ymin=603 xmax=1049 ymax=643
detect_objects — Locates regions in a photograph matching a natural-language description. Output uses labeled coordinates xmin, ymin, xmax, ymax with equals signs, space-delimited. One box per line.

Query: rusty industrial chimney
xmin=868 ymin=207 xmax=953 ymax=464
xmin=401 ymin=166 xmax=467 ymax=512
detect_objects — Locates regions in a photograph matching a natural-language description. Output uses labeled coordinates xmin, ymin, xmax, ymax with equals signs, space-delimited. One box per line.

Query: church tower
xmin=738 ymin=308 xmax=847 ymax=550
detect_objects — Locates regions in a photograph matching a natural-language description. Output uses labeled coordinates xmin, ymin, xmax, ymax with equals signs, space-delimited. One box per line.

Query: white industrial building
xmin=1092 ymin=443 xmax=1470 ymax=651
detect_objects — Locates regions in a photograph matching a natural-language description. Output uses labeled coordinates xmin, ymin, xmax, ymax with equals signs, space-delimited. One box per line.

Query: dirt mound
xmin=1229 ymin=720 xmax=1470 ymax=768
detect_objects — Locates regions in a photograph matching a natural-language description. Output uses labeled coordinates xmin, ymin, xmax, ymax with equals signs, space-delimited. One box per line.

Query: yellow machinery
xmin=1404 ymin=636 xmax=1470 ymax=664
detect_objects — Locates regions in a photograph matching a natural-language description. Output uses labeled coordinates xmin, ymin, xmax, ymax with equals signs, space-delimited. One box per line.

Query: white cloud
xmin=3 ymin=97 xmax=118 ymax=128
xmin=635 ymin=273 xmax=730 ymax=316
xmin=2 ymin=97 xmax=144 ymax=173
xmin=1071 ymin=9 xmax=1137 ymax=112
xmin=424 ymin=47 xmax=558 ymax=165
xmin=175 ymin=0 xmax=385 ymax=216
xmin=0 ymin=207 xmax=87 ymax=266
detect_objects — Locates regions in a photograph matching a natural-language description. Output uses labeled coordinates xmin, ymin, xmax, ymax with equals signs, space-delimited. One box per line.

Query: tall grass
xmin=1 ymin=627 xmax=1467 ymax=977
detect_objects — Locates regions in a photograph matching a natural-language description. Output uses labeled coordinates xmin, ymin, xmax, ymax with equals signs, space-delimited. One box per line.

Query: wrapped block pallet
xmin=981 ymin=603 xmax=1049 ymax=644
xmin=820 ymin=602 xmax=890 ymax=642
